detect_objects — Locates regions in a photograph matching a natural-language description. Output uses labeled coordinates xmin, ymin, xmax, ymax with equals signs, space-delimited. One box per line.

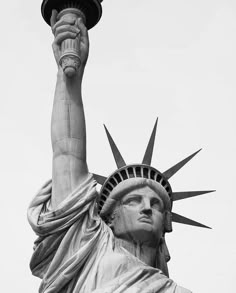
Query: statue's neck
xmin=114 ymin=237 xmax=158 ymax=267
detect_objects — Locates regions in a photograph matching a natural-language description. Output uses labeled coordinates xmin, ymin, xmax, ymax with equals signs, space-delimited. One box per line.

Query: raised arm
xmin=50 ymin=11 xmax=89 ymax=208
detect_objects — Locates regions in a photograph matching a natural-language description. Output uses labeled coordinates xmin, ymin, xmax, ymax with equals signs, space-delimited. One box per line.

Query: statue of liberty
xmin=28 ymin=2 xmax=213 ymax=292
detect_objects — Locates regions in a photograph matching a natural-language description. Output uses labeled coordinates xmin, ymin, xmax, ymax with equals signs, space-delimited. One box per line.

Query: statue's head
xmin=100 ymin=178 xmax=171 ymax=247
xmin=94 ymin=119 xmax=213 ymax=275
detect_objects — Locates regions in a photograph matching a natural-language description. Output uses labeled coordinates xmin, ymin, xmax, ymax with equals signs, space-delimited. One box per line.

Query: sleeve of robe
xmin=27 ymin=173 xmax=110 ymax=293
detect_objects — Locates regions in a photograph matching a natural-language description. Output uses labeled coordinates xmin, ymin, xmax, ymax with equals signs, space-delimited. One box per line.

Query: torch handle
xmin=57 ymin=8 xmax=86 ymax=77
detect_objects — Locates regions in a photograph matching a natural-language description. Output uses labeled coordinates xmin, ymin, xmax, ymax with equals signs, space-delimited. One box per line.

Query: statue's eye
xmin=123 ymin=196 xmax=141 ymax=205
xmin=151 ymin=199 xmax=163 ymax=211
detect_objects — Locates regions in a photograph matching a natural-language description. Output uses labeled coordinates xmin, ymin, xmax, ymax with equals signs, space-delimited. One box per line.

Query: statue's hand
xmin=50 ymin=9 xmax=89 ymax=74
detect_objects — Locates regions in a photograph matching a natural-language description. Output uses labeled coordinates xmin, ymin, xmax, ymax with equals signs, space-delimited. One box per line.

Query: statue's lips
xmin=138 ymin=216 xmax=153 ymax=224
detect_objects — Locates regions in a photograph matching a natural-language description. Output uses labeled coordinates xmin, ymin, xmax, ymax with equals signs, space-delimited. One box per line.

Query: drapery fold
xmin=28 ymin=174 xmax=111 ymax=292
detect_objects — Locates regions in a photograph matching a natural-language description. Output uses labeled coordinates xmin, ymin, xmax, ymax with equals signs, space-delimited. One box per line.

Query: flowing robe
xmin=28 ymin=174 xmax=191 ymax=293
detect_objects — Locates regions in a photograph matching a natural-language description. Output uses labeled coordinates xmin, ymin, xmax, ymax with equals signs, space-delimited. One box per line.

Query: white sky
xmin=1 ymin=0 xmax=235 ymax=292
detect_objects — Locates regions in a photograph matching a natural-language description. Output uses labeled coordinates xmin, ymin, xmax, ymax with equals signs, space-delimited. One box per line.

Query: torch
xmin=41 ymin=0 xmax=103 ymax=77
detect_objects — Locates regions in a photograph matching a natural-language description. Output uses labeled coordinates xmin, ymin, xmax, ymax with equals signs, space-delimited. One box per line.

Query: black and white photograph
xmin=1 ymin=0 xmax=235 ymax=292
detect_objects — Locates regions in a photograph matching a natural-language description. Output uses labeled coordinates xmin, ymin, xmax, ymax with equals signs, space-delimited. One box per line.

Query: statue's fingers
xmin=54 ymin=25 xmax=80 ymax=37
xmin=50 ymin=10 xmax=58 ymax=28
xmin=52 ymin=18 xmax=76 ymax=35
xmin=76 ymin=18 xmax=88 ymax=41
xmin=54 ymin=32 xmax=78 ymax=46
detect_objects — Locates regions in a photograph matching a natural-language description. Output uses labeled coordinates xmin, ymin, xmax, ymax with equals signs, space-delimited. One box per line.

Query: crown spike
xmin=142 ymin=118 xmax=158 ymax=165
xmin=163 ymin=149 xmax=201 ymax=179
xmin=172 ymin=212 xmax=211 ymax=229
xmin=93 ymin=173 xmax=107 ymax=185
xmin=172 ymin=190 xmax=215 ymax=201
xmin=104 ymin=125 xmax=126 ymax=168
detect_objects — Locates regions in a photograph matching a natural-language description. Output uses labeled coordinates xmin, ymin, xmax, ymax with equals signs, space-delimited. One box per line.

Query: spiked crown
xmin=94 ymin=118 xmax=214 ymax=230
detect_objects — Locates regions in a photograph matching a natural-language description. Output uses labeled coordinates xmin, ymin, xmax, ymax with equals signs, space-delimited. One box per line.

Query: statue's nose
xmin=140 ymin=199 xmax=152 ymax=215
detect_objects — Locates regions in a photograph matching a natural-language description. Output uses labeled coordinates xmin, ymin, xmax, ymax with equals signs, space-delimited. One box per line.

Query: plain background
xmin=1 ymin=0 xmax=235 ymax=292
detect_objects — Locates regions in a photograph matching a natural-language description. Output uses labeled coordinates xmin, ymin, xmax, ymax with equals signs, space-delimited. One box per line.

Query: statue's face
xmin=111 ymin=186 xmax=164 ymax=246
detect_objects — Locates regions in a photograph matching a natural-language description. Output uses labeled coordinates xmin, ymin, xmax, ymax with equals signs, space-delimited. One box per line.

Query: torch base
xmin=59 ymin=53 xmax=81 ymax=77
